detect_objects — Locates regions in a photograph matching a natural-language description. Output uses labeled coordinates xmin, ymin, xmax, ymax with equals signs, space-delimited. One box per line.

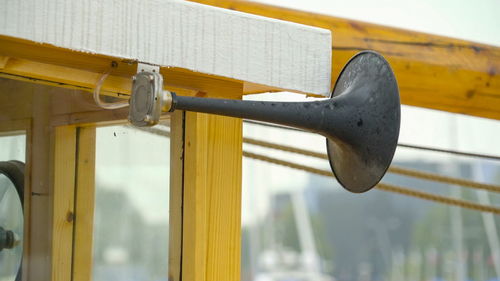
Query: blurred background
xmin=241 ymin=104 xmax=500 ymax=281
xmin=240 ymin=1 xmax=500 ymax=280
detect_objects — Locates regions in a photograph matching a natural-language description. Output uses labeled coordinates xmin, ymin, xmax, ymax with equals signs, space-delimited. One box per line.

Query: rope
xmin=243 ymin=137 xmax=500 ymax=193
xmin=243 ymin=120 xmax=500 ymax=161
xmin=387 ymin=166 xmax=500 ymax=193
xmin=138 ymin=128 xmax=500 ymax=193
xmin=243 ymin=151 xmax=500 ymax=215
xmin=133 ymin=126 xmax=500 ymax=214
xmin=243 ymin=137 xmax=328 ymax=159
xmin=397 ymin=143 xmax=500 ymax=161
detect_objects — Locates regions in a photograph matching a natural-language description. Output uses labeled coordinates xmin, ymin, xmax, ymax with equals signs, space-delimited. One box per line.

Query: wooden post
xmin=169 ymin=111 xmax=185 ymax=281
xmin=72 ymin=127 xmax=96 ymax=281
xmin=203 ymin=114 xmax=243 ymax=281
xmin=178 ymin=92 xmax=243 ymax=281
xmin=51 ymin=126 xmax=77 ymax=281
xmin=28 ymin=89 xmax=52 ymax=281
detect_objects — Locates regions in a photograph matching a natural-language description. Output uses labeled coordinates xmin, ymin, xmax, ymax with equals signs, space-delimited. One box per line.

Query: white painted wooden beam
xmin=0 ymin=0 xmax=332 ymax=96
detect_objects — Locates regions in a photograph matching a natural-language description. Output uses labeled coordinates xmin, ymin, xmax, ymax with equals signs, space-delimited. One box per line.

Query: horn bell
xmin=326 ymin=51 xmax=400 ymax=193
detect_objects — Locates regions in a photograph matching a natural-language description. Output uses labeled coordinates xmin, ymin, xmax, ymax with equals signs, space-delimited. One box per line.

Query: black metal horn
xmin=130 ymin=51 xmax=401 ymax=193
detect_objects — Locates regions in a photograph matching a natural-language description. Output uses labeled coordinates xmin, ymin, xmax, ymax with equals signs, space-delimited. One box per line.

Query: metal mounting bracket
xmin=129 ymin=63 xmax=172 ymax=127
xmin=136 ymin=62 xmax=160 ymax=74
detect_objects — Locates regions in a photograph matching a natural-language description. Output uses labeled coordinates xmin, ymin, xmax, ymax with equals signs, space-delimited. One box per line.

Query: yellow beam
xmin=0 ymin=56 xmax=131 ymax=97
xmin=191 ymin=0 xmax=500 ymax=120
xmin=0 ymin=35 xmax=278 ymax=99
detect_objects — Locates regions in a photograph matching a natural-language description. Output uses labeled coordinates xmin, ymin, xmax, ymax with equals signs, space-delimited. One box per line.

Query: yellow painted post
xmin=169 ymin=111 xmax=185 ymax=281
xmin=179 ymin=92 xmax=243 ymax=281
xmin=183 ymin=111 xmax=209 ymax=281
xmin=72 ymin=127 xmax=96 ymax=281
xmin=51 ymin=126 xmax=77 ymax=281
xmin=204 ymin=114 xmax=243 ymax=281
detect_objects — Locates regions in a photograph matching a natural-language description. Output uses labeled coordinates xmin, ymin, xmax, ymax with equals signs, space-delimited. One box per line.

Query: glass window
xmin=0 ymin=134 xmax=26 ymax=162
xmin=241 ymin=93 xmax=500 ymax=281
xmin=93 ymin=123 xmax=170 ymax=281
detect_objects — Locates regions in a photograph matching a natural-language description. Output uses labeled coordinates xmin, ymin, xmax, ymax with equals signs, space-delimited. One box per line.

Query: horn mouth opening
xmin=326 ymin=51 xmax=401 ymax=193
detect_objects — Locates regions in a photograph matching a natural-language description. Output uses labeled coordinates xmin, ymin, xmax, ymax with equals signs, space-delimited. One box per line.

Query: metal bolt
xmin=12 ymin=232 xmax=20 ymax=248
xmin=143 ymin=114 xmax=152 ymax=123
xmin=0 ymin=227 xmax=20 ymax=250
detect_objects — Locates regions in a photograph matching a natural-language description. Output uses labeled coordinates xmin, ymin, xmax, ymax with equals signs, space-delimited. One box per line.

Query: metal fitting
xmin=161 ymin=91 xmax=174 ymax=112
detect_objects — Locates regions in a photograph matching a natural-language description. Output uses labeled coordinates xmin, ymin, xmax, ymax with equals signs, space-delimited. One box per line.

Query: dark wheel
xmin=0 ymin=161 xmax=25 ymax=281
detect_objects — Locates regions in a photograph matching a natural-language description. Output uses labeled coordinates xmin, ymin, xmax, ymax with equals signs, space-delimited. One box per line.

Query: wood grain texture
xmin=190 ymin=0 xmax=500 ymax=120
xmin=204 ymin=114 xmax=242 ymax=281
xmin=51 ymin=126 xmax=77 ymax=281
xmin=168 ymin=111 xmax=184 ymax=281
xmin=183 ymin=111 xmax=209 ymax=281
xmin=0 ymin=79 xmax=158 ymax=281
xmin=72 ymin=127 xmax=96 ymax=281
xmin=28 ymin=88 xmax=52 ymax=281
xmin=182 ymin=109 xmax=243 ymax=280
xmin=0 ymin=56 xmax=131 ymax=97
xmin=0 ymin=56 xmax=9 ymax=68
xmin=0 ymin=38 xmax=245 ymax=99
xmin=0 ymin=0 xmax=331 ymax=95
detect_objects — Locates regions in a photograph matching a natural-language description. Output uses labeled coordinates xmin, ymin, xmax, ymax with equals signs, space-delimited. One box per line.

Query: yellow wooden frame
xmin=73 ymin=127 xmax=97 ymax=281
xmin=48 ymin=125 xmax=97 ymax=281
xmin=0 ymin=76 xmax=244 ymax=281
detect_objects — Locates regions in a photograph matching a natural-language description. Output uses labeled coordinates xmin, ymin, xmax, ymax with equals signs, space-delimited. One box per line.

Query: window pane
xmin=93 ymin=124 xmax=170 ymax=281
xmin=0 ymin=134 xmax=25 ymax=162
xmin=241 ymin=94 xmax=500 ymax=281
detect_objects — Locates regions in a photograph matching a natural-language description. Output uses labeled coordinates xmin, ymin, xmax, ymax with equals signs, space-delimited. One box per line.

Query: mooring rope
xmin=135 ymin=126 xmax=500 ymax=213
xmin=243 ymin=151 xmax=500 ymax=215
xmin=243 ymin=137 xmax=500 ymax=193
xmin=243 ymin=120 xmax=500 ymax=161
xmin=397 ymin=143 xmax=500 ymax=161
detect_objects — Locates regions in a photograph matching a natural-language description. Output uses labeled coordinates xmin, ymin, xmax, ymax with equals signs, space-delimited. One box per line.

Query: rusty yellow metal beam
xmin=191 ymin=0 xmax=500 ymax=120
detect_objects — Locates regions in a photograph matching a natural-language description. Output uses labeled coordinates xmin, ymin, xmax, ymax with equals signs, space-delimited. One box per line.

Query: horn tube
xmin=130 ymin=51 xmax=401 ymax=193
